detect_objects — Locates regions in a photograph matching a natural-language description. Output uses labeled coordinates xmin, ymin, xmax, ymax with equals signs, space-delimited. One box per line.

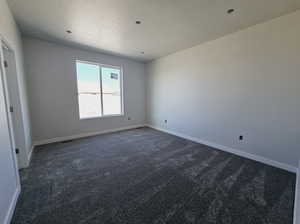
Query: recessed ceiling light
xmin=136 ymin=21 xmax=141 ymax=24
xmin=66 ymin=30 xmax=72 ymax=34
xmin=227 ymin=9 xmax=235 ymax=14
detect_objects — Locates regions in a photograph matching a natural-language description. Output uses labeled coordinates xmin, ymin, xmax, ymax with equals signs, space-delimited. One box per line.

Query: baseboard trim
xmin=26 ymin=145 xmax=34 ymax=167
xmin=294 ymin=161 xmax=300 ymax=224
xmin=33 ymin=124 xmax=146 ymax=146
xmin=4 ymin=186 xmax=20 ymax=224
xmin=146 ymin=124 xmax=297 ymax=173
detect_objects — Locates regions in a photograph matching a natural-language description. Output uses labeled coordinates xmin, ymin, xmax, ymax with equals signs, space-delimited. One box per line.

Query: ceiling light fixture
xmin=135 ymin=21 xmax=141 ymax=24
xmin=227 ymin=9 xmax=235 ymax=14
xmin=66 ymin=30 xmax=72 ymax=34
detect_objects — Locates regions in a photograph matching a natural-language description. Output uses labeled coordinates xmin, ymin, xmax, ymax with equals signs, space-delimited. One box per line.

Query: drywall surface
xmin=0 ymin=0 xmax=32 ymax=168
xmin=146 ymin=10 xmax=300 ymax=167
xmin=23 ymin=37 xmax=146 ymax=142
xmin=0 ymin=0 xmax=21 ymax=222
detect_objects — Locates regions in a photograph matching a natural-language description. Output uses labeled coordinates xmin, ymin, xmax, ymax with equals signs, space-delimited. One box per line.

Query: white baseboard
xmin=4 ymin=186 xmax=20 ymax=224
xmin=26 ymin=145 xmax=34 ymax=167
xmin=33 ymin=124 xmax=146 ymax=146
xmin=294 ymin=161 xmax=300 ymax=224
xmin=146 ymin=124 xmax=297 ymax=173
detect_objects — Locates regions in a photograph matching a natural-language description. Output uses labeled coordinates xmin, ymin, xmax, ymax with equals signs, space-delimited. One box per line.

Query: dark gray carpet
xmin=12 ymin=127 xmax=296 ymax=224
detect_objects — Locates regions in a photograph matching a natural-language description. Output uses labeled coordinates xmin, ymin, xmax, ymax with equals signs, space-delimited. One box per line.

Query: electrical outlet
xmin=239 ymin=135 xmax=243 ymax=141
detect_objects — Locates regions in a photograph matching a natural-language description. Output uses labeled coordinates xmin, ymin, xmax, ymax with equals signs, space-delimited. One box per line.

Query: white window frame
xmin=75 ymin=60 xmax=124 ymax=120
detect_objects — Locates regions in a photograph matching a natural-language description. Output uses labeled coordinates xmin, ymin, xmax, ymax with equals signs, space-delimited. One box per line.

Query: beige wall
xmin=146 ymin=10 xmax=300 ymax=168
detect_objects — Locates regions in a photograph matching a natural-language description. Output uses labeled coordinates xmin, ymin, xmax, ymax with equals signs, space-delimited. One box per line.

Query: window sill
xmin=80 ymin=114 xmax=124 ymax=120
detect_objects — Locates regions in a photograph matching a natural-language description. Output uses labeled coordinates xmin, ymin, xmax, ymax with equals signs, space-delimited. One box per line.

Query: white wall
xmin=146 ymin=10 xmax=300 ymax=168
xmin=0 ymin=0 xmax=27 ymax=222
xmin=0 ymin=0 xmax=32 ymax=168
xmin=23 ymin=37 xmax=146 ymax=143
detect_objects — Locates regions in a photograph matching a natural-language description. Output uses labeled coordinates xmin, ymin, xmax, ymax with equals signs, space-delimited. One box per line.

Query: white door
xmin=2 ymin=45 xmax=23 ymax=167
xmin=0 ymin=41 xmax=20 ymax=224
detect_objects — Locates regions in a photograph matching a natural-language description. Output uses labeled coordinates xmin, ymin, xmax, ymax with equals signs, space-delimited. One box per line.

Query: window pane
xmin=76 ymin=62 xmax=102 ymax=118
xmin=101 ymin=67 xmax=122 ymax=115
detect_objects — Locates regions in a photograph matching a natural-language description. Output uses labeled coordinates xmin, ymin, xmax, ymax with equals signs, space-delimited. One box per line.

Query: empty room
xmin=1 ymin=0 xmax=300 ymax=223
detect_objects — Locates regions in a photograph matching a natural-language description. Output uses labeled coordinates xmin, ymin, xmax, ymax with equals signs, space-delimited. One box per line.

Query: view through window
xmin=76 ymin=61 xmax=122 ymax=119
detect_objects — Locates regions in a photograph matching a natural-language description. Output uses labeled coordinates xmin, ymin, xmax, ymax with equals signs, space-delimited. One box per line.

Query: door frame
xmin=0 ymin=35 xmax=21 ymax=188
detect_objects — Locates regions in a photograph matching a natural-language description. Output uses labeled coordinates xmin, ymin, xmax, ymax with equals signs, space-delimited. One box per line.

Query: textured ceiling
xmin=8 ymin=0 xmax=300 ymax=61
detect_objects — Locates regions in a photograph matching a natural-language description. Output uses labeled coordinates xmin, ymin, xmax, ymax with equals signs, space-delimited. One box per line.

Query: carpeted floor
xmin=12 ymin=127 xmax=296 ymax=224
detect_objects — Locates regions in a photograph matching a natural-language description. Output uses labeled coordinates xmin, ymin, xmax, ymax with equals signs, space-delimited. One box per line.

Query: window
xmin=76 ymin=61 xmax=123 ymax=119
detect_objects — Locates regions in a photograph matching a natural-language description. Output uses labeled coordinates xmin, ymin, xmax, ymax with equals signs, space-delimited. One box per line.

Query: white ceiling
xmin=8 ymin=0 xmax=300 ymax=62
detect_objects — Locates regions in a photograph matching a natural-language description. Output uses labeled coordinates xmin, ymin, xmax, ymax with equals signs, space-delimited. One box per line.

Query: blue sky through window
xmin=76 ymin=62 xmax=99 ymax=82
xmin=76 ymin=62 xmax=120 ymax=93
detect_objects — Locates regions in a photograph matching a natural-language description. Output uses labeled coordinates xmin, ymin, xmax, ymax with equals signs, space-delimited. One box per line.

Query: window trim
xmin=75 ymin=60 xmax=124 ymax=120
